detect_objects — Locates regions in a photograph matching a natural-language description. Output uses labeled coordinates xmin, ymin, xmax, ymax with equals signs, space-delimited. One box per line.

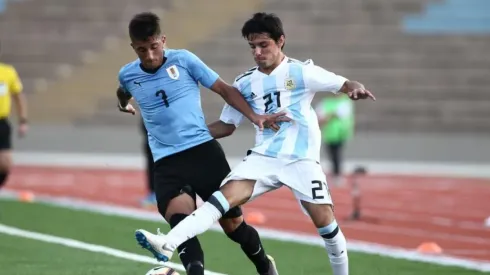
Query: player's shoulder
xmin=287 ymin=57 xmax=315 ymax=68
xmin=234 ymin=66 xmax=258 ymax=84
xmin=0 ymin=62 xmax=17 ymax=74
xmin=165 ymin=48 xmax=198 ymax=61
xmin=118 ymin=58 xmax=140 ymax=79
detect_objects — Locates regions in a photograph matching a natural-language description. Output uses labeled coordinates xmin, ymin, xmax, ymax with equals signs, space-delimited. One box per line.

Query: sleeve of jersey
xmin=9 ymin=67 xmax=23 ymax=94
xmin=219 ymin=103 xmax=244 ymax=127
xmin=304 ymin=65 xmax=347 ymax=94
xmin=184 ymin=50 xmax=219 ymax=89
xmin=117 ymin=69 xmax=131 ymax=96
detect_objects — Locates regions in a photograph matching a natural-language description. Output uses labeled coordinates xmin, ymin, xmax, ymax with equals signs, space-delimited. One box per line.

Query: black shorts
xmin=153 ymin=139 xmax=242 ymax=219
xmin=0 ymin=118 xmax=12 ymax=150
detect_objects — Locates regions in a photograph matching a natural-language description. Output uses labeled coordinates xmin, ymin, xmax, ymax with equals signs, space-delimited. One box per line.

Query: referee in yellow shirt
xmin=0 ymin=54 xmax=29 ymax=189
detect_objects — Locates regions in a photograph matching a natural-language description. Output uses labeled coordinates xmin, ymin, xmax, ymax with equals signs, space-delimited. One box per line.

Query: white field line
xmin=1 ymin=192 xmax=490 ymax=272
xmin=0 ymin=222 xmax=227 ymax=275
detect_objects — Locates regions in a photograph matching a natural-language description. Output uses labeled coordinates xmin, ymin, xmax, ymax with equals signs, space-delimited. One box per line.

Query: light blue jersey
xmin=118 ymin=49 xmax=219 ymax=162
xmin=220 ymin=57 xmax=347 ymax=162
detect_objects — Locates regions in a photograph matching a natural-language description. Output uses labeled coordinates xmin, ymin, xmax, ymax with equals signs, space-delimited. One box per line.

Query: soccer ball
xmin=145 ymin=266 xmax=180 ymax=275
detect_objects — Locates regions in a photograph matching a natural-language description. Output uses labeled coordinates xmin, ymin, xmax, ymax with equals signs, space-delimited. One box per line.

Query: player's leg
xmin=0 ymin=119 xmax=13 ymax=189
xmin=187 ymin=142 xmax=274 ymax=275
xmin=137 ymin=157 xmax=206 ymax=275
xmin=141 ymin=141 xmax=157 ymax=206
xmin=283 ymin=160 xmax=348 ymax=275
xmin=301 ymin=202 xmax=348 ymax=275
xmin=137 ymin=153 xmax=281 ymax=263
xmin=220 ymin=210 xmax=277 ymax=275
xmin=161 ymin=191 xmax=205 ymax=275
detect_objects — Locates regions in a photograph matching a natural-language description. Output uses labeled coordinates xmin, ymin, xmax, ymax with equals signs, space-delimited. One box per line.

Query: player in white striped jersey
xmin=135 ymin=12 xmax=375 ymax=275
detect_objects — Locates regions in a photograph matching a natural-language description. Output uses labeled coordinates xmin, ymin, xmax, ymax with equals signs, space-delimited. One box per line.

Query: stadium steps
xmin=0 ymin=0 xmax=172 ymax=124
xmin=191 ymin=0 xmax=490 ymax=134
xmin=75 ymin=0 xmax=263 ymax=126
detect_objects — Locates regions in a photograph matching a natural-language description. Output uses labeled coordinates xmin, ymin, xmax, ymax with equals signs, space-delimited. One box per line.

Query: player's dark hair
xmin=241 ymin=12 xmax=285 ymax=49
xmin=129 ymin=12 xmax=162 ymax=41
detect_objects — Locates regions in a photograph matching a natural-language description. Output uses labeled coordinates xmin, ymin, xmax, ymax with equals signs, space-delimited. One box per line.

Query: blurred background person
xmin=140 ymin=118 xmax=156 ymax=207
xmin=0 ymin=42 xmax=28 ymax=190
xmin=315 ymin=93 xmax=354 ymax=187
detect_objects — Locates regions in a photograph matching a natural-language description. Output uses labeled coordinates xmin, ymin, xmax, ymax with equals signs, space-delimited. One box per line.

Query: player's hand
xmin=253 ymin=112 xmax=292 ymax=131
xmin=118 ymin=102 xmax=136 ymax=115
xmin=348 ymin=87 xmax=376 ymax=101
xmin=18 ymin=122 xmax=28 ymax=138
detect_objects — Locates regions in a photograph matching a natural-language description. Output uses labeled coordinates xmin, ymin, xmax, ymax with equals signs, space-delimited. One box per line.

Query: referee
xmin=0 ymin=45 xmax=29 ymax=189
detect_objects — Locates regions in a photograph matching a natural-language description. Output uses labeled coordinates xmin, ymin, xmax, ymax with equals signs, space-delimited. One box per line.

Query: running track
xmin=6 ymin=165 xmax=490 ymax=262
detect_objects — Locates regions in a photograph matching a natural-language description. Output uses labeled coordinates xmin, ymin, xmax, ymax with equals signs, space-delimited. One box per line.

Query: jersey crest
xmin=166 ymin=65 xmax=180 ymax=80
xmin=284 ymin=78 xmax=295 ymax=90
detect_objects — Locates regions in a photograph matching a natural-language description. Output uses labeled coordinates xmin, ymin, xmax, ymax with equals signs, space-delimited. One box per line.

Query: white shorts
xmin=222 ymin=153 xmax=333 ymax=214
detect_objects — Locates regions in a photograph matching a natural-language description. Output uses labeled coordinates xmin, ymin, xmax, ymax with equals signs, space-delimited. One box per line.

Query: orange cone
xmin=245 ymin=211 xmax=266 ymax=225
xmin=417 ymin=242 xmax=443 ymax=254
xmin=18 ymin=191 xmax=35 ymax=203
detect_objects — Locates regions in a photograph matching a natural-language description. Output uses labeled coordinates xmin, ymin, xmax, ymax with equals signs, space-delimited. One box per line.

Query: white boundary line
xmin=0 ymin=221 xmax=227 ymax=275
xmin=13 ymin=151 xmax=490 ymax=178
xmin=1 ymin=191 xmax=490 ymax=273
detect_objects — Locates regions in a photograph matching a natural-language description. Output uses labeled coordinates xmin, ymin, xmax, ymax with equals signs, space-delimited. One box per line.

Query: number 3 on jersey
xmin=155 ymin=90 xmax=169 ymax=107
xmin=263 ymin=91 xmax=281 ymax=113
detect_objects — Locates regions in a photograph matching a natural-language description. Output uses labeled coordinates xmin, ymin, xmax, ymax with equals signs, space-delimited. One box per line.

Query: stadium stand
xmin=193 ymin=0 xmax=490 ymax=133
xmin=2 ymin=0 xmax=489 ymax=133
xmin=0 ymin=0 xmax=173 ymax=124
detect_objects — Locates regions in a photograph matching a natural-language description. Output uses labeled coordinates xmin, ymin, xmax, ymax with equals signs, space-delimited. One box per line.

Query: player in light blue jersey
xmin=135 ymin=12 xmax=375 ymax=275
xmin=118 ymin=13 xmax=286 ymax=275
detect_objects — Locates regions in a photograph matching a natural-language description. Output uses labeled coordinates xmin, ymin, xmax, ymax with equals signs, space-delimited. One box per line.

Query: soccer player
xmin=0 ymin=45 xmax=29 ymax=190
xmin=117 ymin=12 xmax=284 ymax=275
xmin=135 ymin=12 xmax=376 ymax=275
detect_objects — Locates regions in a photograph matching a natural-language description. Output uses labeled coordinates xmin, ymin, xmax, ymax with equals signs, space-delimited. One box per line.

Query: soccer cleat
xmin=262 ymin=254 xmax=279 ymax=275
xmin=135 ymin=228 xmax=174 ymax=262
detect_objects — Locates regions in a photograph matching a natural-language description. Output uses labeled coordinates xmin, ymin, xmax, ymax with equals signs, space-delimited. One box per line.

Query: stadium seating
xmin=0 ymin=0 xmax=173 ymax=123
xmin=193 ymin=0 xmax=490 ymax=133
xmin=3 ymin=0 xmax=490 ymax=133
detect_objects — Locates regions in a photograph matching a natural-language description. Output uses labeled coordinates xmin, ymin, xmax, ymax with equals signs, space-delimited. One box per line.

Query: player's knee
xmin=168 ymin=213 xmax=190 ymax=228
xmin=303 ymin=201 xmax=335 ymax=228
xmin=224 ymin=219 xmax=250 ymax=243
xmin=162 ymin=193 xmax=196 ymax=220
xmin=220 ymin=179 xmax=255 ymax=206
xmin=219 ymin=215 xmax=243 ymax=234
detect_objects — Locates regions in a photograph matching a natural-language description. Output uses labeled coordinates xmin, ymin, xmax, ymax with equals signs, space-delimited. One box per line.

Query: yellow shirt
xmin=0 ymin=63 xmax=23 ymax=119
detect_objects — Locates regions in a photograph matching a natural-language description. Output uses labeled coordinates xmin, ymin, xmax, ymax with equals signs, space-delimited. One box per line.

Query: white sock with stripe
xmin=165 ymin=191 xmax=229 ymax=250
xmin=318 ymin=220 xmax=349 ymax=275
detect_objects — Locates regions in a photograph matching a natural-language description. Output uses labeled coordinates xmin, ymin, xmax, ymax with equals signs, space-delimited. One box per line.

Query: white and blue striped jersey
xmin=220 ymin=57 xmax=347 ymax=162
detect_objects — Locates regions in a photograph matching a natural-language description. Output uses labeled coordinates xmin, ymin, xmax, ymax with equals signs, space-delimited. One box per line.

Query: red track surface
xmin=7 ymin=166 xmax=490 ymax=261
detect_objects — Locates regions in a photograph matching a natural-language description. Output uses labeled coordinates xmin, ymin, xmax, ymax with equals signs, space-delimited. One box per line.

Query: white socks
xmin=318 ymin=220 xmax=349 ymax=275
xmin=165 ymin=191 xmax=229 ymax=250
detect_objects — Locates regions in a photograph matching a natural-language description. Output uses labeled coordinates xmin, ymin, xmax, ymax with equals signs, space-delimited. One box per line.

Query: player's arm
xmin=116 ymin=73 xmax=136 ymax=115
xmin=208 ymin=103 xmax=243 ymax=139
xmin=207 ymin=121 xmax=236 ymax=139
xmin=11 ymin=92 xmax=27 ymax=124
xmin=184 ymin=50 xmax=288 ymax=130
xmin=338 ymin=81 xmax=375 ymax=100
xmin=9 ymin=67 xmax=28 ymax=136
xmin=305 ymin=65 xmax=375 ymax=101
xmin=209 ymin=79 xmax=259 ymax=123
